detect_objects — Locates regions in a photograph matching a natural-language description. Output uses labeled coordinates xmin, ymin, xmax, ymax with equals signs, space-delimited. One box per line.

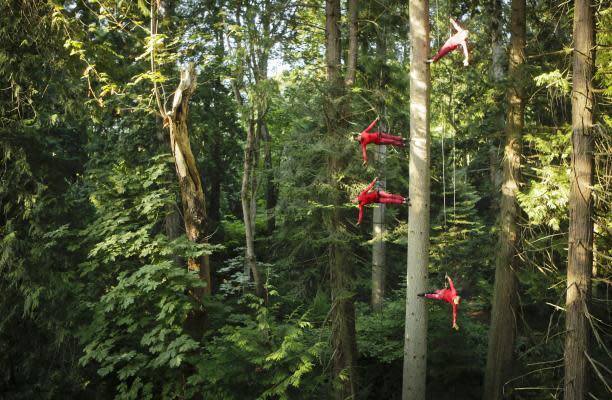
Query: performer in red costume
xmin=428 ymin=17 xmax=469 ymax=66
xmin=418 ymin=274 xmax=461 ymax=330
xmin=353 ymin=117 xmax=407 ymax=165
xmin=354 ymin=177 xmax=407 ymax=225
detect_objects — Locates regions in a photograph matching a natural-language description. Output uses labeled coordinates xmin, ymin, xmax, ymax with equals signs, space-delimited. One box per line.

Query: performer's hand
xmin=463 ymin=60 xmax=469 ymax=67
xmin=452 ymin=323 xmax=459 ymax=331
xmin=362 ymin=160 xmax=367 ymax=166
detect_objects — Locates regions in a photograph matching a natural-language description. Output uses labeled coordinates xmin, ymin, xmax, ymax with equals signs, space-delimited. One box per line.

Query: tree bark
xmin=371 ymin=143 xmax=386 ymax=312
xmin=326 ymin=0 xmax=358 ymax=398
xmin=564 ymin=1 xmax=595 ymax=399
xmin=166 ymin=65 xmax=212 ymax=297
xmin=345 ymin=0 xmax=358 ymax=86
xmin=402 ymin=1 xmax=430 ymax=399
xmin=488 ymin=0 xmax=505 ymax=206
xmin=371 ymin=32 xmax=387 ymax=313
xmin=241 ymin=115 xmax=264 ymax=297
xmin=483 ymin=1 xmax=525 ymax=398
xmin=262 ymin=121 xmax=277 ymax=234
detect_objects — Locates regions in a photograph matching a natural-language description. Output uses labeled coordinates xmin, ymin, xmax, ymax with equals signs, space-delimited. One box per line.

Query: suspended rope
xmin=450 ymin=70 xmax=457 ymax=220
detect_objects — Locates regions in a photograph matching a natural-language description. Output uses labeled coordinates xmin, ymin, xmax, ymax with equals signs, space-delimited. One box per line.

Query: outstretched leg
xmin=378 ymin=190 xmax=406 ymax=204
xmin=429 ymin=40 xmax=458 ymax=63
xmin=380 ymin=133 xmax=403 ymax=141
xmin=379 ymin=137 xmax=405 ymax=147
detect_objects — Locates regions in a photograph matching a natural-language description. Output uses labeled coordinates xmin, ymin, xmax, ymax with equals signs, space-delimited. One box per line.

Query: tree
xmin=488 ymin=0 xmax=505 ymax=204
xmin=151 ymin=2 xmax=211 ymax=297
xmin=483 ymin=0 xmax=526 ymax=398
xmin=326 ymin=0 xmax=358 ymax=397
xmin=402 ymin=0 xmax=431 ymax=399
xmin=371 ymin=30 xmax=388 ymax=313
xmin=564 ymin=0 xmax=595 ymax=398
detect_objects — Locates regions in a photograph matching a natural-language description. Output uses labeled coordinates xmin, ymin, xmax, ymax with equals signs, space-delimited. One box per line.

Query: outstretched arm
xmin=365 ymin=176 xmax=378 ymax=192
xmin=446 ymin=275 xmax=456 ymax=292
xmin=357 ymin=204 xmax=364 ymax=225
xmin=361 ymin=142 xmax=368 ymax=164
xmin=364 ymin=117 xmax=379 ymax=133
xmin=452 ymin=303 xmax=458 ymax=330
xmin=461 ymin=41 xmax=469 ymax=66
xmin=450 ymin=17 xmax=463 ymax=32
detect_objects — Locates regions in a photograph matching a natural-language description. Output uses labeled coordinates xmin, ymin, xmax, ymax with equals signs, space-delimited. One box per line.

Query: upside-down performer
xmin=355 ymin=177 xmax=407 ymax=225
xmin=418 ymin=275 xmax=461 ymax=330
xmin=428 ymin=17 xmax=470 ymax=66
xmin=353 ymin=117 xmax=407 ymax=165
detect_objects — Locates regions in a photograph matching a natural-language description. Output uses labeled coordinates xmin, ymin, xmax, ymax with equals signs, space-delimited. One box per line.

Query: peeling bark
xmin=166 ymin=64 xmax=212 ymax=297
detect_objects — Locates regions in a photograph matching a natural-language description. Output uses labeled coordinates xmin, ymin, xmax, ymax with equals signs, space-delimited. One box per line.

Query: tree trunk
xmin=345 ymin=0 xmax=358 ymax=86
xmin=371 ymin=32 xmax=387 ymax=313
xmin=262 ymin=121 xmax=277 ymax=234
xmin=483 ymin=1 xmax=525 ymax=399
xmin=326 ymin=0 xmax=358 ymax=398
xmin=488 ymin=0 xmax=505 ymax=206
xmin=402 ymin=1 xmax=430 ymax=399
xmin=564 ymin=1 xmax=595 ymax=398
xmin=166 ymin=64 xmax=211 ymax=297
xmin=371 ymin=143 xmax=386 ymax=312
xmin=241 ymin=116 xmax=264 ymax=297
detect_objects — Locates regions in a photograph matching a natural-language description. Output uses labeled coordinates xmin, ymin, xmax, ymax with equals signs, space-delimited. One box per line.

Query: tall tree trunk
xmin=402 ymin=1 xmax=430 ymax=399
xmin=483 ymin=0 xmax=525 ymax=398
xmin=345 ymin=0 xmax=358 ymax=86
xmin=326 ymin=0 xmax=357 ymax=398
xmin=262 ymin=121 xmax=277 ymax=234
xmin=488 ymin=0 xmax=505 ymax=206
xmin=208 ymin=77 xmax=225 ymax=229
xmin=564 ymin=1 xmax=595 ymax=398
xmin=166 ymin=65 xmax=212 ymax=297
xmin=371 ymin=32 xmax=387 ymax=313
xmin=151 ymin=0 xmax=211 ymax=298
xmin=371 ymin=141 xmax=386 ymax=313
xmin=241 ymin=116 xmax=264 ymax=297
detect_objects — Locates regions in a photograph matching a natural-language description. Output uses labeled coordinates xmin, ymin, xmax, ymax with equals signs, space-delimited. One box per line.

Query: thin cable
xmin=450 ymin=71 xmax=456 ymax=220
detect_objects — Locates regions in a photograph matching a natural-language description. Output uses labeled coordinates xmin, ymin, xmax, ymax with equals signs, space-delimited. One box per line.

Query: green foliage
xmin=190 ymin=295 xmax=329 ymax=400
xmin=1 ymin=0 xmax=610 ymax=399
xmin=518 ymin=130 xmax=571 ymax=230
xmin=77 ymin=155 xmax=215 ymax=399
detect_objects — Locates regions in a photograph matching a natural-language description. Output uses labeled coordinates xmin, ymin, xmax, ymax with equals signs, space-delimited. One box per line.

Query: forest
xmin=0 ymin=0 xmax=610 ymax=399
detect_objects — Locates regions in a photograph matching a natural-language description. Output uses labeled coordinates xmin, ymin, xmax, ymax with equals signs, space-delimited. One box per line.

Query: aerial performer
xmin=355 ymin=177 xmax=407 ymax=225
xmin=418 ymin=274 xmax=461 ymax=330
xmin=427 ymin=17 xmax=470 ymax=66
xmin=353 ymin=116 xmax=407 ymax=165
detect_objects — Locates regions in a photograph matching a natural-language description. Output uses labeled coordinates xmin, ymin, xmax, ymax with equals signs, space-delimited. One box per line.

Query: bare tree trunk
xmin=483 ymin=1 xmax=525 ymax=398
xmin=371 ymin=143 xmax=386 ymax=312
xmin=371 ymin=32 xmax=387 ymax=312
xmin=345 ymin=0 xmax=358 ymax=86
xmin=326 ymin=0 xmax=358 ymax=398
xmin=262 ymin=121 xmax=277 ymax=234
xmin=490 ymin=0 xmax=505 ymax=83
xmin=564 ymin=1 xmax=595 ymax=398
xmin=488 ymin=0 xmax=505 ymax=205
xmin=166 ymin=65 xmax=212 ymax=297
xmin=241 ymin=116 xmax=264 ymax=297
xmin=402 ymin=1 xmax=430 ymax=399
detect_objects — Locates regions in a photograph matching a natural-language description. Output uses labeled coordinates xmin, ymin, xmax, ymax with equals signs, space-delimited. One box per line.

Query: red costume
xmin=356 ymin=117 xmax=406 ymax=164
xmin=419 ymin=275 xmax=460 ymax=330
xmin=429 ymin=18 xmax=469 ymax=66
xmin=356 ymin=177 xmax=407 ymax=225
